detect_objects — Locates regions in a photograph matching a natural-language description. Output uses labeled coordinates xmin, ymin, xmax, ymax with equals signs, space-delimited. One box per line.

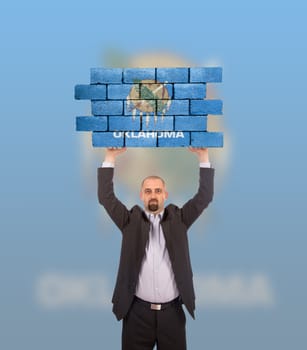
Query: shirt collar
xmin=145 ymin=210 xmax=164 ymax=220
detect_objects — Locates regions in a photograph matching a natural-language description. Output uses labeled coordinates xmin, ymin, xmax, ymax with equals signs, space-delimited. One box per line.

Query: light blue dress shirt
xmin=135 ymin=211 xmax=180 ymax=303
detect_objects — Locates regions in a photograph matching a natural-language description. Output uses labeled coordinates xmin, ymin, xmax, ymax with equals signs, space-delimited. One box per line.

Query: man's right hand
xmin=104 ymin=147 xmax=127 ymax=164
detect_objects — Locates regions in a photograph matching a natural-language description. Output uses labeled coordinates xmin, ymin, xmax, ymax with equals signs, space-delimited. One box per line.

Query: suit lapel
xmin=140 ymin=212 xmax=150 ymax=254
xmin=161 ymin=209 xmax=175 ymax=260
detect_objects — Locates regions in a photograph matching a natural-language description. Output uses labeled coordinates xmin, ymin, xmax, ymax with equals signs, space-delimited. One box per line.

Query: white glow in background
xmin=36 ymin=271 xmax=275 ymax=310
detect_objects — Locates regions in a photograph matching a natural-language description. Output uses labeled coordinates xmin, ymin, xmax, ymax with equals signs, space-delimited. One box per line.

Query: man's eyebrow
xmin=146 ymin=187 xmax=163 ymax=189
xmin=144 ymin=187 xmax=163 ymax=191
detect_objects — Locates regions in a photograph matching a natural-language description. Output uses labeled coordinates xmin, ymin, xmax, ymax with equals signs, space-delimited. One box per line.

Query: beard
xmin=148 ymin=199 xmax=159 ymax=212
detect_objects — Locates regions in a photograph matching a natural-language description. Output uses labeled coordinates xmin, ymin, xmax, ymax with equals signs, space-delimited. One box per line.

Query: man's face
xmin=140 ymin=178 xmax=168 ymax=214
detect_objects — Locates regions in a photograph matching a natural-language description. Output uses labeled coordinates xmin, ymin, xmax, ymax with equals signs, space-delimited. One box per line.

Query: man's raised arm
xmin=97 ymin=147 xmax=129 ymax=231
xmin=102 ymin=147 xmax=127 ymax=167
xmin=181 ymin=147 xmax=215 ymax=228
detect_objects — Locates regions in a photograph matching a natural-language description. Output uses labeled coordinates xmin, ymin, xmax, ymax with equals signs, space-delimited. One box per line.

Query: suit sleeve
xmin=180 ymin=167 xmax=215 ymax=229
xmin=97 ymin=167 xmax=130 ymax=231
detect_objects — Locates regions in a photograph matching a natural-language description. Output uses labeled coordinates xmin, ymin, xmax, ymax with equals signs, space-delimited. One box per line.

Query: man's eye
xmin=145 ymin=189 xmax=151 ymax=194
xmin=155 ymin=189 xmax=162 ymax=194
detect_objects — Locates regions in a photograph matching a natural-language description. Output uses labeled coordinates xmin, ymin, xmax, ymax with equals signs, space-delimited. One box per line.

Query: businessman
xmin=98 ymin=147 xmax=214 ymax=350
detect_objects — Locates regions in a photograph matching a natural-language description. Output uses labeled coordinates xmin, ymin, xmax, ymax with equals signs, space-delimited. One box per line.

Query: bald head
xmin=141 ymin=175 xmax=165 ymax=189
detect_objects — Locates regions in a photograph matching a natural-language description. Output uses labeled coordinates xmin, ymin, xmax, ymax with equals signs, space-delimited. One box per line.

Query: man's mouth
xmin=148 ymin=200 xmax=158 ymax=212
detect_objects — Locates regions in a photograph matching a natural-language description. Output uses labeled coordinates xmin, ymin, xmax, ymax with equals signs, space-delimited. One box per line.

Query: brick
xmin=163 ymin=100 xmax=189 ymax=115
xmin=190 ymin=100 xmax=223 ymax=115
xmin=124 ymin=100 xmax=157 ymax=115
xmin=74 ymin=84 xmax=106 ymax=100
xmin=139 ymin=83 xmax=173 ymax=99
xmin=174 ymin=83 xmax=206 ymax=99
xmin=92 ymin=132 xmax=124 ymax=147
xmin=157 ymin=132 xmax=190 ymax=147
xmin=76 ymin=116 xmax=107 ymax=131
xmin=190 ymin=132 xmax=223 ymax=147
xmin=156 ymin=68 xmax=189 ymax=83
xmin=90 ymin=68 xmax=123 ymax=84
xmin=125 ymin=133 xmax=157 ymax=147
xmin=92 ymin=101 xmax=123 ymax=115
xmin=164 ymin=84 xmax=173 ymax=98
xmin=108 ymin=84 xmax=138 ymax=100
xmin=123 ymin=68 xmax=155 ymax=83
xmin=142 ymin=116 xmax=174 ymax=131
xmin=190 ymin=67 xmax=222 ymax=83
xmin=174 ymin=116 xmax=207 ymax=131
xmin=109 ymin=116 xmax=141 ymax=131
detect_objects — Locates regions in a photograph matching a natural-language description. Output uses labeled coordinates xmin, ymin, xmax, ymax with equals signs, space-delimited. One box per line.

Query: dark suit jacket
xmin=98 ymin=167 xmax=214 ymax=321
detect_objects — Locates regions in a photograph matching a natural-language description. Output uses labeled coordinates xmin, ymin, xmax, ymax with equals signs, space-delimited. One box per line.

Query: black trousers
xmin=122 ymin=297 xmax=187 ymax=350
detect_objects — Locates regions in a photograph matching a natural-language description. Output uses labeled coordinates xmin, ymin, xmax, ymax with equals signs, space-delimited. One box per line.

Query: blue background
xmin=1 ymin=0 xmax=306 ymax=349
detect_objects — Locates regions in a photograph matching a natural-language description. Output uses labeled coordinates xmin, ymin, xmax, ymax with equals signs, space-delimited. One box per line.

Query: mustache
xmin=149 ymin=199 xmax=158 ymax=203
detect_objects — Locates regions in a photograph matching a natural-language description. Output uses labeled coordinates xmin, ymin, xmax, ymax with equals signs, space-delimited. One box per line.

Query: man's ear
xmin=164 ymin=191 xmax=169 ymax=200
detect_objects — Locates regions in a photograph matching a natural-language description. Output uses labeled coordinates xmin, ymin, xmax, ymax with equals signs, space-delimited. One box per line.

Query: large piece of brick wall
xmin=75 ymin=67 xmax=223 ymax=147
